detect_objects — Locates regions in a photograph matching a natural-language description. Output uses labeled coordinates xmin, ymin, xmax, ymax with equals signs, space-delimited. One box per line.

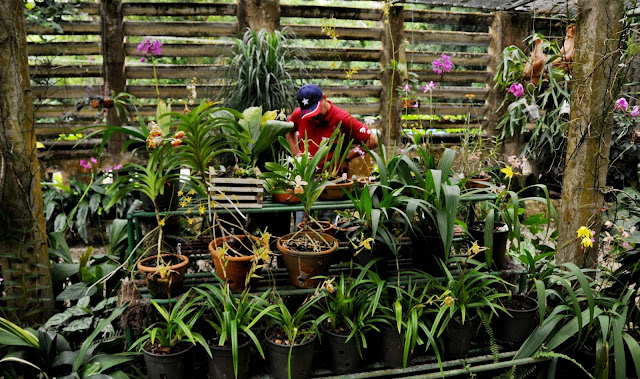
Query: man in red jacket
xmin=286 ymin=84 xmax=378 ymax=163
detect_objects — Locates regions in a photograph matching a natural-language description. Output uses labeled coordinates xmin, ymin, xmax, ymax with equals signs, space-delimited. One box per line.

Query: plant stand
xmin=209 ymin=172 xmax=264 ymax=209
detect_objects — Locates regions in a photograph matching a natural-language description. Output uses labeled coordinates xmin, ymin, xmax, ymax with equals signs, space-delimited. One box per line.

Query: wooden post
xmin=486 ymin=12 xmax=532 ymax=159
xmin=557 ymin=0 xmax=624 ymax=267
xmin=0 ymin=0 xmax=54 ymax=323
xmin=379 ymin=4 xmax=405 ymax=148
xmin=237 ymin=0 xmax=280 ymax=33
xmin=101 ymin=0 xmax=127 ymax=156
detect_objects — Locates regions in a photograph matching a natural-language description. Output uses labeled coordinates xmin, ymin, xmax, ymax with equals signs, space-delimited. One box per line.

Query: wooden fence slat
xmin=124 ymin=42 xmax=231 ymax=57
xmin=405 ymin=51 xmax=491 ymax=66
xmin=284 ymin=24 xmax=382 ymax=41
xmin=27 ymin=22 xmax=101 ymax=35
xmin=30 ymin=65 xmax=103 ymax=78
xmin=28 ymin=42 xmax=101 ymax=56
xmin=124 ymin=21 xmax=237 ymax=37
xmin=127 ymin=65 xmax=224 ymax=79
xmin=408 ymin=69 xmax=490 ymax=83
xmin=281 ymin=4 xmax=382 ymax=21
xmin=405 ymin=29 xmax=491 ymax=46
xmin=122 ymin=2 xmax=237 ymax=17
xmin=77 ymin=3 xmax=99 ymax=15
xmin=403 ymin=9 xmax=494 ymax=26
xmin=303 ymin=47 xmax=381 ymax=61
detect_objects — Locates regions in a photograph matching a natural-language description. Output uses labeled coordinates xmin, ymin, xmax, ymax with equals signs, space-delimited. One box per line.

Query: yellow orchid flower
xmin=187 ymin=218 xmax=194 ymax=225
xmin=362 ymin=237 xmax=374 ymax=250
xmin=576 ymin=226 xmax=591 ymax=239
xmin=178 ymin=190 xmax=184 ymax=197
xmin=501 ymin=165 xmax=514 ymax=179
xmin=199 ymin=204 xmax=206 ymax=215
xmin=581 ymin=236 xmax=593 ymax=248
xmin=158 ymin=218 xmax=166 ymax=227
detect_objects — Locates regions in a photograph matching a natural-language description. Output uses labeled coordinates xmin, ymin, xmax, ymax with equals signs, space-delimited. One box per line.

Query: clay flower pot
xmin=319 ymin=179 xmax=354 ymax=201
xmin=465 ymin=175 xmax=491 ymax=189
xmin=277 ymin=231 xmax=338 ymax=288
xmin=209 ymin=235 xmax=266 ymax=293
xmin=271 ymin=189 xmax=301 ymax=204
xmin=137 ymin=253 xmax=189 ymax=298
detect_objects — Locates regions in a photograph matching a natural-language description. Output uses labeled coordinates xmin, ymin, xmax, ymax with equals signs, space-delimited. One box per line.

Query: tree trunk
xmin=379 ymin=4 xmax=405 ymax=148
xmin=557 ymin=0 xmax=624 ymax=267
xmin=0 ymin=0 xmax=54 ymax=322
xmin=237 ymin=0 xmax=280 ymax=33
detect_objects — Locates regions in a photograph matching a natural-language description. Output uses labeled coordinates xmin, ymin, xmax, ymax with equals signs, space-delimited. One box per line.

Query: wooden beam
xmin=281 ymin=5 xmax=382 ymax=21
xmin=122 ymin=2 xmax=236 ymax=16
xmin=124 ymin=21 xmax=237 ymax=37
xmin=27 ymin=42 xmax=101 ymax=56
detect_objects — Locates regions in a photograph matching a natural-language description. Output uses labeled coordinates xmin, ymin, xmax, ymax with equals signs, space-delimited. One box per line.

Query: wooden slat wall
xmin=27 ymin=1 xmax=563 ymax=141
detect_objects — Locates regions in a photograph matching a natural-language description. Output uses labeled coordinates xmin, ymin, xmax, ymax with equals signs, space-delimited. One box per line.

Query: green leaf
xmin=51 ymin=263 xmax=79 ymax=284
xmin=73 ymin=304 xmax=128 ymax=372
xmin=44 ymin=312 xmax=73 ymax=329
xmin=56 ymin=282 xmax=97 ymax=301
xmin=63 ymin=317 xmax=94 ymax=332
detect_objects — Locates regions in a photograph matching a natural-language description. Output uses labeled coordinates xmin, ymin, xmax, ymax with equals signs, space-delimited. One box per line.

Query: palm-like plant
xmin=218 ymin=28 xmax=307 ymax=113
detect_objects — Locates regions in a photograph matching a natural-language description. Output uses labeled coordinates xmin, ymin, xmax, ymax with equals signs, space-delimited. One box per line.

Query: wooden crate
xmin=209 ymin=172 xmax=264 ymax=209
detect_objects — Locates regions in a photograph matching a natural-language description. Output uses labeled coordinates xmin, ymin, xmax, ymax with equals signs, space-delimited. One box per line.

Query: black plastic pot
xmin=380 ymin=324 xmax=406 ymax=368
xmin=409 ymin=231 xmax=445 ymax=276
xmin=265 ymin=327 xmax=316 ymax=379
xmin=143 ymin=343 xmax=194 ymax=379
xmin=207 ymin=340 xmax=251 ymax=379
xmin=321 ymin=323 xmax=362 ymax=374
xmin=494 ymin=295 xmax=538 ymax=347
xmin=444 ymin=315 xmax=477 ymax=356
xmin=354 ymin=242 xmax=391 ymax=279
xmin=468 ymin=222 xmax=509 ymax=269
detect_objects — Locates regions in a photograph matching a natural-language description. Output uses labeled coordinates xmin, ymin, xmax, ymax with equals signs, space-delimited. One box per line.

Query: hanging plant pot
xmin=320 ymin=322 xmax=362 ymax=374
xmin=297 ymin=220 xmax=335 ymax=236
xmin=494 ymin=295 xmax=538 ymax=347
xmin=271 ymin=189 xmax=301 ymax=204
xmin=137 ymin=253 xmax=189 ymax=298
xmin=319 ymin=179 xmax=354 ymax=201
xmin=468 ymin=222 xmax=509 ymax=269
xmin=265 ymin=326 xmax=317 ymax=379
xmin=209 ymin=235 xmax=265 ymax=293
xmin=143 ymin=342 xmax=194 ymax=379
xmin=277 ymin=231 xmax=337 ymax=288
xmin=444 ymin=314 xmax=477 ymax=357
xmin=207 ymin=340 xmax=251 ymax=379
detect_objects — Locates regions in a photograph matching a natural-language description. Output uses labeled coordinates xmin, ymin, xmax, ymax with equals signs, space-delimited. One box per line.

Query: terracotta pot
xmin=356 ymin=176 xmax=378 ymax=188
xmin=296 ymin=220 xmax=335 ymax=236
xmin=319 ymin=179 xmax=354 ymax=201
xmin=137 ymin=253 xmax=189 ymax=298
xmin=209 ymin=235 xmax=265 ymax=293
xmin=271 ymin=189 xmax=301 ymax=204
xmin=465 ymin=176 xmax=491 ymax=189
xmin=277 ymin=231 xmax=337 ymax=288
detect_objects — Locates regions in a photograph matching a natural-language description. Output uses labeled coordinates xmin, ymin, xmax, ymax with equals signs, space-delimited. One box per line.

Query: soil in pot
xmin=208 ymin=339 xmax=251 ymax=379
xmin=320 ymin=178 xmax=354 ymax=201
xmin=137 ymin=253 xmax=189 ymax=298
xmin=320 ymin=321 xmax=362 ymax=374
xmin=209 ymin=235 xmax=265 ymax=293
xmin=277 ymin=231 xmax=338 ymax=288
xmin=468 ymin=222 xmax=509 ymax=269
xmin=143 ymin=342 xmax=194 ymax=379
xmin=265 ymin=326 xmax=316 ymax=379
xmin=297 ymin=220 xmax=335 ymax=236
xmin=444 ymin=314 xmax=478 ymax=357
xmin=494 ymin=295 xmax=538 ymax=347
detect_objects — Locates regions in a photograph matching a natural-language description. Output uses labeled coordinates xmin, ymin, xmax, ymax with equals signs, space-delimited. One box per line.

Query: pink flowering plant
xmin=609 ymin=96 xmax=640 ymax=186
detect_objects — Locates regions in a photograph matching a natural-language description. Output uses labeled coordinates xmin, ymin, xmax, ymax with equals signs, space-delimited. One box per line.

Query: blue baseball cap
xmin=297 ymin=84 xmax=323 ymax=119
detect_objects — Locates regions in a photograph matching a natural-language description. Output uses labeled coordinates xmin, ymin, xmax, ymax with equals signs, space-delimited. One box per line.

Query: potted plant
xmin=313 ymin=267 xmax=385 ymax=374
xmin=402 ymin=146 xmax=461 ymax=275
xmin=318 ymin=133 xmax=354 ymax=201
xmin=262 ymin=130 xmax=341 ymax=288
xmin=130 ymin=293 xmax=211 ymax=379
xmin=105 ymin=140 xmax=188 ymax=298
xmin=208 ymin=229 xmax=272 ymax=293
xmin=263 ymin=293 xmax=322 ymax=379
xmin=430 ymin=243 xmax=509 ymax=356
xmin=193 ymin=282 xmax=274 ymax=379
xmin=371 ymin=274 xmax=444 ymax=368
